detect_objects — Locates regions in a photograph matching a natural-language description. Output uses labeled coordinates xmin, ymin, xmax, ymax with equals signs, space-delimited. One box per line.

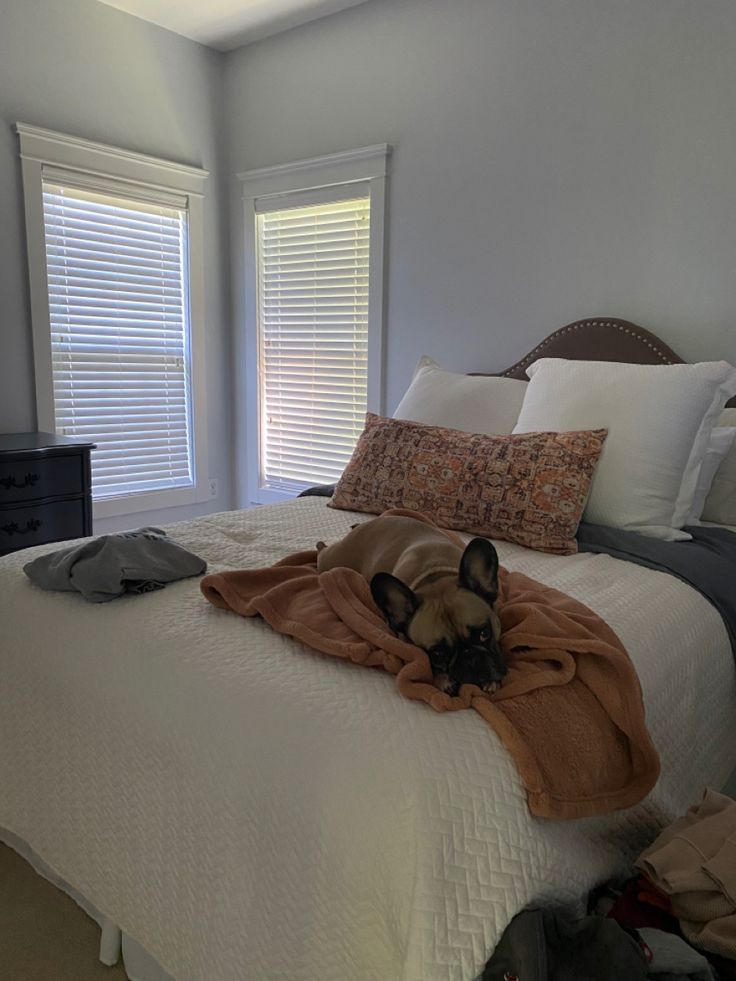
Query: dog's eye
xmin=479 ymin=627 xmax=491 ymax=642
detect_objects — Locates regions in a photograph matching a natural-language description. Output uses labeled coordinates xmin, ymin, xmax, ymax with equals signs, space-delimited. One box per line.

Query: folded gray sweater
xmin=24 ymin=527 xmax=206 ymax=602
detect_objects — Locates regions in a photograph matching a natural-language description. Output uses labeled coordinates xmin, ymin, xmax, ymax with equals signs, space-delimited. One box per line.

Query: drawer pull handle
xmin=0 ymin=472 xmax=40 ymax=491
xmin=1 ymin=518 xmax=42 ymax=536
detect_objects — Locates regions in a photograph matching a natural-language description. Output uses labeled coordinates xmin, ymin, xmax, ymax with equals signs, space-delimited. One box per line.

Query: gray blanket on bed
xmin=577 ymin=523 xmax=736 ymax=655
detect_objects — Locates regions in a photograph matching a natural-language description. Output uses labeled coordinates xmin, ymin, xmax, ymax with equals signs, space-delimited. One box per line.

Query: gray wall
xmin=3 ymin=0 xmax=736 ymax=524
xmin=224 ymin=0 xmax=736 ymax=426
xmin=0 ymin=0 xmax=232 ymax=530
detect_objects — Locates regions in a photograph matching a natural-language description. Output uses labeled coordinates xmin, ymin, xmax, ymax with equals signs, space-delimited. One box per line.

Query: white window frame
xmin=237 ymin=144 xmax=390 ymax=506
xmin=16 ymin=122 xmax=210 ymax=519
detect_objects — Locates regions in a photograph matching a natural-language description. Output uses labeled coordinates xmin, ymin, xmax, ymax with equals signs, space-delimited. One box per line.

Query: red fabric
xmin=608 ymin=876 xmax=679 ymax=934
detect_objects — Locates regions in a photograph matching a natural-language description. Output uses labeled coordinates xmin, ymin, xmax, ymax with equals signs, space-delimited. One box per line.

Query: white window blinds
xmin=42 ymin=182 xmax=194 ymax=500
xmin=256 ymin=193 xmax=370 ymax=493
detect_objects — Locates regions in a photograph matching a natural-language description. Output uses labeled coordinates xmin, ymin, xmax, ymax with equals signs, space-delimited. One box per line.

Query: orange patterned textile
xmin=330 ymin=413 xmax=607 ymax=555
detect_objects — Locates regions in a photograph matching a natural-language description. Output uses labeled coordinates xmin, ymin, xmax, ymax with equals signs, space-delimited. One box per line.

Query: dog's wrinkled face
xmin=408 ymin=586 xmax=505 ymax=693
xmin=371 ymin=538 xmax=507 ymax=696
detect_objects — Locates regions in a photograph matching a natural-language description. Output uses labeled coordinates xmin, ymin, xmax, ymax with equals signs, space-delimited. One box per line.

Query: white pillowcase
xmin=512 ymin=358 xmax=736 ymax=540
xmin=701 ymin=408 xmax=736 ymax=527
xmin=393 ymin=356 xmax=527 ymax=434
xmin=687 ymin=426 xmax=736 ymax=524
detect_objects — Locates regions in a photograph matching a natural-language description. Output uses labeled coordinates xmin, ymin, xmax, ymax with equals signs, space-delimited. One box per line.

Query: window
xmin=17 ymin=123 xmax=209 ymax=518
xmin=239 ymin=145 xmax=390 ymax=504
xmin=42 ymin=184 xmax=193 ymax=500
xmin=256 ymin=192 xmax=369 ymax=492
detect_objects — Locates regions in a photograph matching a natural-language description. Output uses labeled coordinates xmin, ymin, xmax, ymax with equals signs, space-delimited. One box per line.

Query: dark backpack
xmin=482 ymin=909 xmax=648 ymax=981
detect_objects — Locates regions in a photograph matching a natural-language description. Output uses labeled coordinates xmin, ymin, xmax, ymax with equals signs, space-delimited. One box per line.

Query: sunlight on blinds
xmin=257 ymin=195 xmax=370 ymax=491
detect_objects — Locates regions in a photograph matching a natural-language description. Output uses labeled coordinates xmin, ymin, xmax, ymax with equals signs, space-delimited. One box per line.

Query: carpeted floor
xmin=0 ymin=842 xmax=129 ymax=980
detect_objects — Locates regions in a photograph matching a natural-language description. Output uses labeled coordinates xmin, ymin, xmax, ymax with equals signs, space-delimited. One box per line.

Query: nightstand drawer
xmin=0 ymin=499 xmax=87 ymax=554
xmin=0 ymin=454 xmax=85 ymax=504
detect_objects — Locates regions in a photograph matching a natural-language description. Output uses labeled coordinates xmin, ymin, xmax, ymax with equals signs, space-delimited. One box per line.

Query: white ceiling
xmin=96 ymin=0 xmax=373 ymax=51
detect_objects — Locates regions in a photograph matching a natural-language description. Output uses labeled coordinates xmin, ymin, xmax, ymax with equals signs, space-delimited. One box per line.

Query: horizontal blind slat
xmin=257 ymin=194 xmax=370 ymax=491
xmin=43 ymin=180 xmax=194 ymax=500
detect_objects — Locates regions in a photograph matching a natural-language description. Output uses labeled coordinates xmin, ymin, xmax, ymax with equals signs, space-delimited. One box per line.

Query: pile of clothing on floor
xmin=484 ymin=790 xmax=736 ymax=981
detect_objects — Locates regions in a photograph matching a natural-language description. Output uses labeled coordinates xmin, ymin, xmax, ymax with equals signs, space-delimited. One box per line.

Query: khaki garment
xmin=637 ymin=789 xmax=736 ymax=959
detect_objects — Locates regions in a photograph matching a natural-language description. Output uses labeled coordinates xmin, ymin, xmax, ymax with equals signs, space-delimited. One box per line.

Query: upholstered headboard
xmin=298 ymin=316 xmax=734 ymax=497
xmin=498 ymin=318 xmax=682 ymax=377
xmin=487 ymin=317 xmax=736 ymax=407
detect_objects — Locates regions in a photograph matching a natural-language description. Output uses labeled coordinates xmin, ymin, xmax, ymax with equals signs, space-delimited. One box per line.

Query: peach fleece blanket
xmin=201 ymin=511 xmax=659 ymax=819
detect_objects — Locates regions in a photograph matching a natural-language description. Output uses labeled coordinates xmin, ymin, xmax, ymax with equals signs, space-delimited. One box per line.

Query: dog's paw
xmin=481 ymin=681 xmax=500 ymax=695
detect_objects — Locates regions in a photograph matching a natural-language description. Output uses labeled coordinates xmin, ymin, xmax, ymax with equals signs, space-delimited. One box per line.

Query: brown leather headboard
xmin=487 ymin=317 xmax=735 ymax=408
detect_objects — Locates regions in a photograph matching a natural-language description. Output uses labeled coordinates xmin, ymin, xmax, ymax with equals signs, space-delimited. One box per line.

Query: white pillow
xmin=702 ymin=408 xmax=736 ymax=526
xmin=393 ymin=356 xmax=527 ymax=434
xmin=687 ymin=426 xmax=736 ymax=524
xmin=512 ymin=358 xmax=736 ymax=540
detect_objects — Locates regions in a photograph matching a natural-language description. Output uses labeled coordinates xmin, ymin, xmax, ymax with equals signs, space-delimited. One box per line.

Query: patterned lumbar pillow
xmin=329 ymin=413 xmax=607 ymax=554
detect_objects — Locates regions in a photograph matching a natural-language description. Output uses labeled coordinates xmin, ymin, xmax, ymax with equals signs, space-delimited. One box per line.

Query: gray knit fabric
xmin=639 ymin=928 xmax=715 ymax=980
xmin=24 ymin=528 xmax=206 ymax=602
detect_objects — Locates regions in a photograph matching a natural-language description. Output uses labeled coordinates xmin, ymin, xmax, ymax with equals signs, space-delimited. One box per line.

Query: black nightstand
xmin=0 ymin=433 xmax=95 ymax=556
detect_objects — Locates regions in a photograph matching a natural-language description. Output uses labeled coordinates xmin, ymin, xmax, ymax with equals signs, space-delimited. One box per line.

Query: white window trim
xmin=237 ymin=144 xmax=390 ymax=506
xmin=16 ymin=122 xmax=210 ymax=519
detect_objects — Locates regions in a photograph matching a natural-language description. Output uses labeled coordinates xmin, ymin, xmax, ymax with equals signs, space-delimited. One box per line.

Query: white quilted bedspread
xmin=1 ymin=498 xmax=735 ymax=981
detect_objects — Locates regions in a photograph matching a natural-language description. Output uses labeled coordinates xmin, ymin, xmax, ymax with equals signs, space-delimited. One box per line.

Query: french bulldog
xmin=316 ymin=515 xmax=506 ymax=696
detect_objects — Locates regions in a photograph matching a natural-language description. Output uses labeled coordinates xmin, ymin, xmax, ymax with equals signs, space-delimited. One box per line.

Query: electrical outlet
xmin=208 ymin=478 xmax=218 ymax=499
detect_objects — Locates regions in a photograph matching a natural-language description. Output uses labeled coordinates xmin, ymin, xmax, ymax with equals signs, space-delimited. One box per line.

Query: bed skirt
xmin=1 ymin=828 xmax=172 ymax=981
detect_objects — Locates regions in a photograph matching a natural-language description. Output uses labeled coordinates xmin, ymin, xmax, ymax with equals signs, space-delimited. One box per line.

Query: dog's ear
xmin=370 ymin=573 xmax=420 ymax=635
xmin=459 ymin=538 xmax=499 ymax=606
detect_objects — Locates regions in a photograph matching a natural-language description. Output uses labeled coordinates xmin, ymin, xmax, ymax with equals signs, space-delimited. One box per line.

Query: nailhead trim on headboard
xmin=482 ymin=318 xmax=736 ymax=408
xmin=499 ymin=318 xmax=682 ymax=378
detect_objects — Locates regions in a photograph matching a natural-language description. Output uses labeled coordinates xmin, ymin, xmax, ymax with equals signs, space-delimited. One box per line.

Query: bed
xmin=1 ymin=319 xmax=735 ymax=981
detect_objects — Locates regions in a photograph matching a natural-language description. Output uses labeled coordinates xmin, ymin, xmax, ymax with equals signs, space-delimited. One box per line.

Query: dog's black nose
xmin=450 ymin=644 xmax=507 ymax=691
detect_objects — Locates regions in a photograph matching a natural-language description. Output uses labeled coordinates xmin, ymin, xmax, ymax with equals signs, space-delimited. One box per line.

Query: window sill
xmin=250 ymin=486 xmax=304 ymax=506
xmin=93 ymin=483 xmax=210 ymax=520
